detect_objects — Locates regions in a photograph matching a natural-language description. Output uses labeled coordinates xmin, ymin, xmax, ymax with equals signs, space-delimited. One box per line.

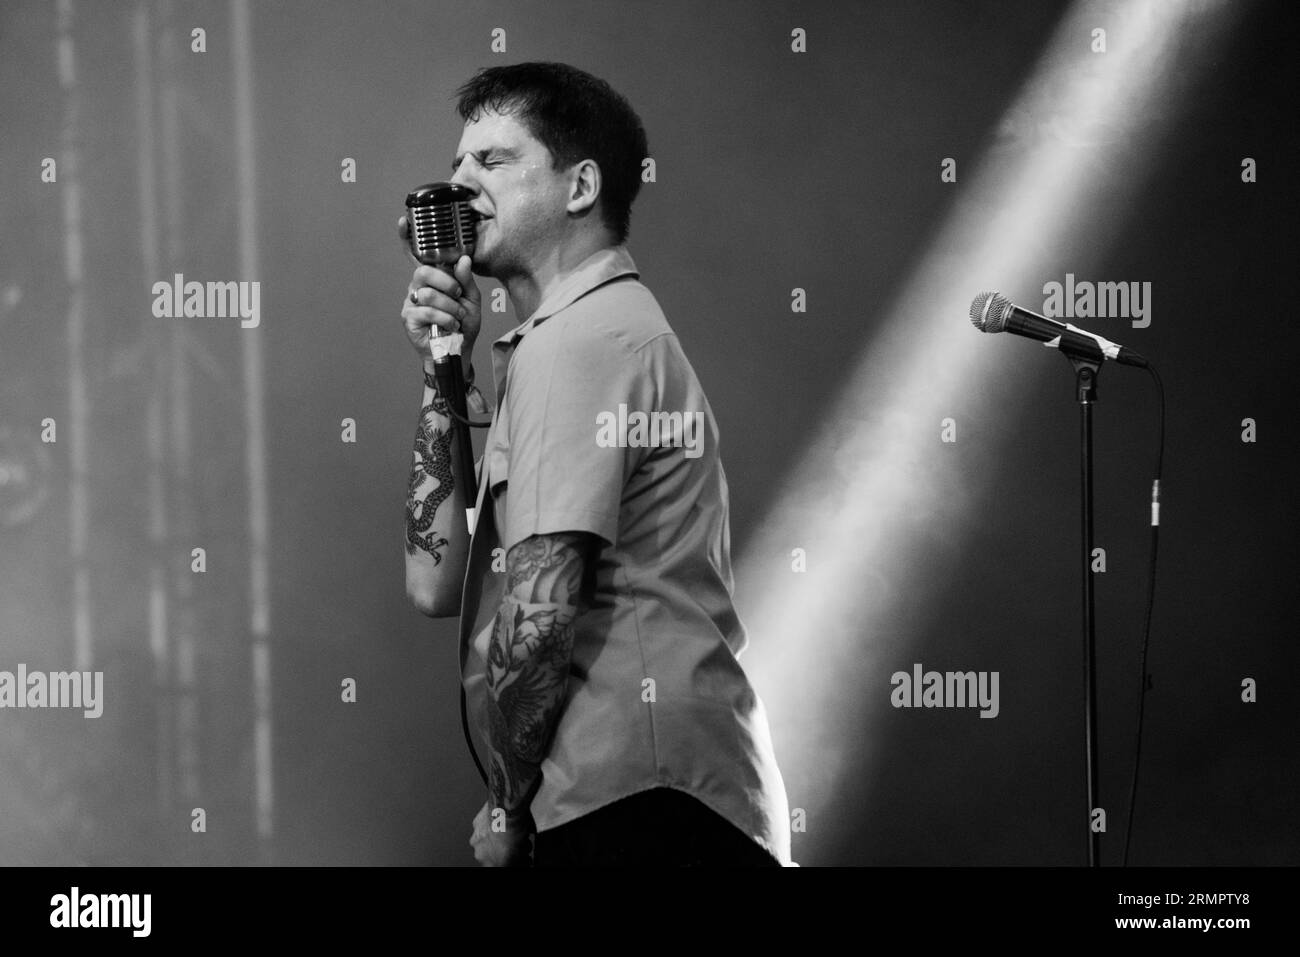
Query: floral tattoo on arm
xmin=484 ymin=531 xmax=592 ymax=819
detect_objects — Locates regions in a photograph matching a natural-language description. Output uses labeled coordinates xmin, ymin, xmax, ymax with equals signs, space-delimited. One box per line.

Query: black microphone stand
xmin=429 ymin=324 xmax=478 ymax=525
xmin=1067 ymin=352 xmax=1103 ymax=868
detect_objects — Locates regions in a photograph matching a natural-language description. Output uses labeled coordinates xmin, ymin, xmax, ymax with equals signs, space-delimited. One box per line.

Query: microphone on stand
xmin=969 ymin=291 xmax=1148 ymax=368
xmin=405 ymin=181 xmax=482 ymax=529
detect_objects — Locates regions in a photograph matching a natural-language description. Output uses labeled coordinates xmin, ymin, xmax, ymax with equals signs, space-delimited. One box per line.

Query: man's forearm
xmin=484 ymin=533 xmax=587 ymax=819
xmin=403 ymin=363 xmax=470 ymax=615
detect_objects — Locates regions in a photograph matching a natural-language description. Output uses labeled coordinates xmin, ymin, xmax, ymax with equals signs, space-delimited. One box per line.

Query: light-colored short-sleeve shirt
xmin=457 ymin=245 xmax=790 ymax=865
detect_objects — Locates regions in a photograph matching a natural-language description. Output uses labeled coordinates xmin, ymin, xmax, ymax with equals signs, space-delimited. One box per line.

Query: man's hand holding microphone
xmin=398 ymin=214 xmax=481 ymax=380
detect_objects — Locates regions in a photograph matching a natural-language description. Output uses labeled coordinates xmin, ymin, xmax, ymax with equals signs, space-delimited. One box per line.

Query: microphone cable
xmin=462 ymin=686 xmax=489 ymax=786
xmin=1122 ymin=361 xmax=1165 ymax=866
xmin=434 ymin=361 xmax=490 ymax=787
xmin=443 ymin=402 xmax=492 ymax=430
xmin=434 ymin=359 xmax=490 ymax=787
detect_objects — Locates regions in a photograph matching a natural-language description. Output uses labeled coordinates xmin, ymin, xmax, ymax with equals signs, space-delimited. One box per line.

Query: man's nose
xmin=449 ymin=164 xmax=478 ymax=192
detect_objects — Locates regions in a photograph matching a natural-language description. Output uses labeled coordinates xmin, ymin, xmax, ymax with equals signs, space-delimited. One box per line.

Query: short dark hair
xmin=454 ymin=62 xmax=648 ymax=245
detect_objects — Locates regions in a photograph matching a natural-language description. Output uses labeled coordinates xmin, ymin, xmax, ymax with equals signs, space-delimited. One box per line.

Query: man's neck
xmin=504 ymin=230 xmax=614 ymax=321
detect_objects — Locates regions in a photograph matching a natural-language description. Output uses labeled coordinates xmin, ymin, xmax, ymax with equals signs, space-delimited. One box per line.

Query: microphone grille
xmin=969 ymin=291 xmax=1012 ymax=333
xmin=405 ymin=182 xmax=479 ymax=267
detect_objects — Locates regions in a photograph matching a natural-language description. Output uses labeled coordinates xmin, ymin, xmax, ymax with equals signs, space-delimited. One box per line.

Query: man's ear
xmin=566 ymin=159 xmax=602 ymax=216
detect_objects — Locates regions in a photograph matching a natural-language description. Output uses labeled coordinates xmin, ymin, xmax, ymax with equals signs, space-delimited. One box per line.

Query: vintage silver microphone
xmin=405 ymin=182 xmax=482 ymax=523
xmin=406 ymin=181 xmax=480 ymax=360
xmin=406 ymin=182 xmax=480 ymax=276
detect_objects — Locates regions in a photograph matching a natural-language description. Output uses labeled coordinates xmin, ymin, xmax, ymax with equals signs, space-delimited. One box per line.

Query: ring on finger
xmin=409 ymin=291 xmax=419 ymax=305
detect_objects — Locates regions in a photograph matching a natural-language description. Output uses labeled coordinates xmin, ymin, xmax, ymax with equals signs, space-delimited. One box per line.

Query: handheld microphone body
xmin=970 ymin=291 xmax=1148 ymax=368
xmin=405 ymin=182 xmax=482 ymax=518
xmin=405 ymin=182 xmax=480 ymax=357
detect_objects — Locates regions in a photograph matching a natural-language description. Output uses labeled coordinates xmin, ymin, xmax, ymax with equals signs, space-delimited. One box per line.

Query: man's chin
xmin=468 ymin=247 xmax=493 ymax=277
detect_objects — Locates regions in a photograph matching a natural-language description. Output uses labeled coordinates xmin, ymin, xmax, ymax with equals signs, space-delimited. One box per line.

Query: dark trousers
xmin=532 ymin=787 xmax=781 ymax=867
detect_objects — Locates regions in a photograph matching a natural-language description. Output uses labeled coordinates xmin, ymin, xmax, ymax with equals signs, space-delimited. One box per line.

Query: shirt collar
xmin=491 ymin=245 xmax=639 ymax=352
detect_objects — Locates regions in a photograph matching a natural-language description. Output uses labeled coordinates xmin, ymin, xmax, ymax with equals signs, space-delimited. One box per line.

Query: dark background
xmin=0 ymin=0 xmax=1294 ymax=866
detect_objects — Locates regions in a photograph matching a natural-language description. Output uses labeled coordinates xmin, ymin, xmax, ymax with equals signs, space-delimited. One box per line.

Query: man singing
xmin=399 ymin=61 xmax=789 ymax=867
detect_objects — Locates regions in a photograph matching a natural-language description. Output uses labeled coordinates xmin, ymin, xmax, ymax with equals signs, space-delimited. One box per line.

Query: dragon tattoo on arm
xmin=404 ymin=374 xmax=454 ymax=562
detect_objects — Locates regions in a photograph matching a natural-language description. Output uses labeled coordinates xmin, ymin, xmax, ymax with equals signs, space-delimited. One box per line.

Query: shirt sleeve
xmin=499 ymin=319 xmax=651 ymax=554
